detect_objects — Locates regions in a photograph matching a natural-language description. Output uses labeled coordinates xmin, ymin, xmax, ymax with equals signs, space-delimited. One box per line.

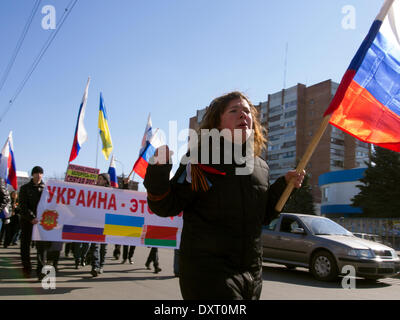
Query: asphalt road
xmin=1 ymin=244 xmax=399 ymax=300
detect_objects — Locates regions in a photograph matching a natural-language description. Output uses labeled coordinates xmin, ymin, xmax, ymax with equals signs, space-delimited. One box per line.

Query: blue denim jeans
xmin=90 ymin=243 xmax=107 ymax=269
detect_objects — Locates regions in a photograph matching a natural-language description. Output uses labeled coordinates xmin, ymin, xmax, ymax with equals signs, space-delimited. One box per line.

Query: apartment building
xmin=257 ymin=79 xmax=370 ymax=204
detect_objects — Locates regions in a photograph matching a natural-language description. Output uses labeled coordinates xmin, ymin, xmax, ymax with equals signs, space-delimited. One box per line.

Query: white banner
xmin=32 ymin=180 xmax=183 ymax=249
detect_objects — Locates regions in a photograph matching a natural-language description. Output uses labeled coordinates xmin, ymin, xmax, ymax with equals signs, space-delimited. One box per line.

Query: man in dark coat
xmin=19 ymin=166 xmax=45 ymax=278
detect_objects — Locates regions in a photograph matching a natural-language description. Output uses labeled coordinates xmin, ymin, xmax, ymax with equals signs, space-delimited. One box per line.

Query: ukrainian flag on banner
xmin=103 ymin=214 xmax=145 ymax=237
xmin=98 ymin=92 xmax=113 ymax=160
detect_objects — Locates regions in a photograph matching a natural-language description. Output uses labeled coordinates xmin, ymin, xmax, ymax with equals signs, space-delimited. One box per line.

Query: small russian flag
xmin=108 ymin=155 xmax=119 ymax=188
xmin=69 ymin=77 xmax=90 ymax=162
xmin=0 ymin=131 xmax=18 ymax=190
xmin=132 ymin=128 xmax=164 ymax=179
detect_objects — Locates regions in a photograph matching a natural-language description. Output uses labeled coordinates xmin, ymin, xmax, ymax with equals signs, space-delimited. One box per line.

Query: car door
xmin=262 ymin=218 xmax=280 ymax=259
xmin=273 ymin=216 xmax=309 ymax=264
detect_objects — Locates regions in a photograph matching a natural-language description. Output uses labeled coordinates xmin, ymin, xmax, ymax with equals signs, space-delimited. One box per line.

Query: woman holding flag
xmin=144 ymin=91 xmax=304 ymax=300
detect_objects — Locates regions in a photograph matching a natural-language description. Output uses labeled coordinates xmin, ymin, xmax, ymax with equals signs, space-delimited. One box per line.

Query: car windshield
xmin=299 ymin=216 xmax=352 ymax=236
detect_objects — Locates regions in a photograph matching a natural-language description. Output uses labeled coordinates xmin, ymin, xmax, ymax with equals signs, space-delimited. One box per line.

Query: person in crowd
xmin=19 ymin=166 xmax=46 ymax=279
xmin=122 ymin=245 xmax=135 ymax=264
xmin=0 ymin=179 xmax=11 ymax=246
xmin=144 ymin=91 xmax=305 ymax=299
xmin=64 ymin=242 xmax=73 ymax=258
xmin=113 ymin=245 xmax=121 ymax=260
xmin=145 ymin=247 xmax=161 ymax=274
xmin=4 ymin=191 xmax=20 ymax=248
xmin=120 ymin=178 xmax=135 ymax=265
xmin=90 ymin=173 xmax=110 ymax=277
xmin=74 ymin=242 xmax=90 ymax=269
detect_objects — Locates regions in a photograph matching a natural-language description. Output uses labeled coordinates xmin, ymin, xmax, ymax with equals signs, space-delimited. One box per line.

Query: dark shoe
xmin=145 ymin=262 xmax=151 ymax=270
xmin=174 ymin=273 xmax=179 ymax=277
xmin=154 ymin=267 xmax=162 ymax=274
xmin=90 ymin=268 xmax=98 ymax=277
xmin=129 ymin=259 xmax=134 ymax=265
xmin=122 ymin=259 xmax=127 ymax=264
xmin=75 ymin=260 xmax=80 ymax=269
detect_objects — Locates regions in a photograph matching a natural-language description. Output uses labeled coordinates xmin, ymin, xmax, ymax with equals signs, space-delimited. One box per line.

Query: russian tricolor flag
xmin=108 ymin=155 xmax=119 ymax=188
xmin=69 ymin=77 xmax=90 ymax=162
xmin=0 ymin=131 xmax=17 ymax=190
xmin=325 ymin=0 xmax=400 ymax=152
xmin=132 ymin=116 xmax=164 ymax=179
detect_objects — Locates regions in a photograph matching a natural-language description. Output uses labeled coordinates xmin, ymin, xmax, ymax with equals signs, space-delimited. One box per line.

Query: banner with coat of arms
xmin=32 ymin=180 xmax=183 ymax=249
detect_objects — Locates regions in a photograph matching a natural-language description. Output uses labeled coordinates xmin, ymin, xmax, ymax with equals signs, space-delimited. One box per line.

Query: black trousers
xmin=146 ymin=247 xmax=159 ymax=268
xmin=4 ymin=215 xmax=20 ymax=246
xmin=20 ymin=222 xmax=33 ymax=272
xmin=123 ymin=245 xmax=136 ymax=259
xmin=36 ymin=241 xmax=52 ymax=276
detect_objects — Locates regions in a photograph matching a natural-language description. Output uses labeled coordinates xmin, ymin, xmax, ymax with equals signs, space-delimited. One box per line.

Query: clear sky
xmin=0 ymin=0 xmax=382 ymax=190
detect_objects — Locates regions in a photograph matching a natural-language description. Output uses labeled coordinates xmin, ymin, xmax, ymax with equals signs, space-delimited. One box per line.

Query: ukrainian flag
xmin=98 ymin=92 xmax=113 ymax=160
xmin=103 ymin=214 xmax=145 ymax=237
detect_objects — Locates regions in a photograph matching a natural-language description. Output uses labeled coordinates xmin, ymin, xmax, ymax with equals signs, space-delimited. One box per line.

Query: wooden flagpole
xmin=275 ymin=115 xmax=331 ymax=212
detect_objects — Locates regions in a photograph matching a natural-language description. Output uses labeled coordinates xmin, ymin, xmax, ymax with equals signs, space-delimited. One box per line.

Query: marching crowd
xmin=0 ymin=166 xmax=170 ymax=282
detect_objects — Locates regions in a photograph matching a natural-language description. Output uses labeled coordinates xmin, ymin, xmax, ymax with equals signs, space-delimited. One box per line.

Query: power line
xmin=0 ymin=0 xmax=42 ymax=94
xmin=0 ymin=0 xmax=79 ymax=123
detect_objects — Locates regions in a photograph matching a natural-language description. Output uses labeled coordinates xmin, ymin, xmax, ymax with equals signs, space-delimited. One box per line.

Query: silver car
xmin=262 ymin=213 xmax=400 ymax=281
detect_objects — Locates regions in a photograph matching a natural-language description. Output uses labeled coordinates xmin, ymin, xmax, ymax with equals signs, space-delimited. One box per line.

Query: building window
xmin=268 ymin=144 xmax=281 ymax=151
xmin=269 ymin=134 xmax=281 ymax=141
xmin=330 ymin=148 xmax=344 ymax=157
xmin=268 ymin=114 xmax=281 ymax=122
xmin=331 ymin=138 xmax=344 ymax=146
xmin=269 ymin=125 xmax=284 ymax=132
xmin=322 ymin=187 xmax=329 ymax=202
xmin=284 ymin=130 xmax=296 ymax=138
xmin=269 ymin=105 xmax=282 ymax=114
xmin=330 ymin=159 xmax=344 ymax=168
xmin=284 ymin=110 xmax=297 ymax=119
xmin=282 ymin=141 xmax=296 ymax=149
xmin=285 ymin=120 xmax=296 ymax=128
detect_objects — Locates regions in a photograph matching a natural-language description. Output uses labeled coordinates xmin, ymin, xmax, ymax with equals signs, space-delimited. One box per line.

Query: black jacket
xmin=144 ymin=147 xmax=287 ymax=299
xmin=19 ymin=179 xmax=45 ymax=224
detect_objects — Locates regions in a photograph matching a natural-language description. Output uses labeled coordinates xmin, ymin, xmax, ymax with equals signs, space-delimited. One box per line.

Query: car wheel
xmin=311 ymin=250 xmax=338 ymax=282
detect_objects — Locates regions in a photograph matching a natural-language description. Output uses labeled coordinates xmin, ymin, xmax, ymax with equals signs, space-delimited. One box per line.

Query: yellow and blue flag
xmin=98 ymin=92 xmax=113 ymax=160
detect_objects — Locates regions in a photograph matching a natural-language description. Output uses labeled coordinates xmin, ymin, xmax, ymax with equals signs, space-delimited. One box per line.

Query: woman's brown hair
xmin=198 ymin=91 xmax=267 ymax=157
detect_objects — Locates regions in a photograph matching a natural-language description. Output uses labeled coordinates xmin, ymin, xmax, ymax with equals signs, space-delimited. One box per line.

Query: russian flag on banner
xmin=108 ymin=155 xmax=118 ymax=188
xmin=0 ymin=131 xmax=18 ymax=190
xmin=62 ymin=224 xmax=105 ymax=242
xmin=69 ymin=77 xmax=90 ymax=162
xmin=324 ymin=0 xmax=400 ymax=152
